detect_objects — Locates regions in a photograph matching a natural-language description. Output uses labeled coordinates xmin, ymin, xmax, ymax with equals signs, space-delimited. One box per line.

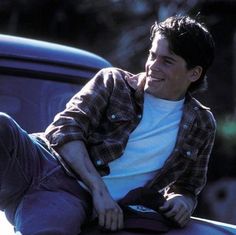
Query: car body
xmin=0 ymin=34 xmax=236 ymax=235
xmin=0 ymin=34 xmax=111 ymax=133
xmin=80 ymin=217 xmax=236 ymax=235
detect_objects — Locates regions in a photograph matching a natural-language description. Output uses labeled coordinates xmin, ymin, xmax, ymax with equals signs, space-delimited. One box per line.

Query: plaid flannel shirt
xmin=43 ymin=67 xmax=216 ymax=203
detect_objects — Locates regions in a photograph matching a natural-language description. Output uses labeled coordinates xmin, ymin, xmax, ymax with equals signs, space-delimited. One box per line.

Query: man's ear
xmin=189 ymin=66 xmax=203 ymax=82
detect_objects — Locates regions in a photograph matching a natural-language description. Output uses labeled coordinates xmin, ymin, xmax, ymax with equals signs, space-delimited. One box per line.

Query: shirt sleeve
xmin=44 ymin=68 xmax=115 ymax=148
xmin=169 ymin=114 xmax=216 ymax=205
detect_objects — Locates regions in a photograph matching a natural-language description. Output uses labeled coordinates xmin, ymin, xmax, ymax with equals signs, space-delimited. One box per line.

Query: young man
xmin=0 ymin=15 xmax=216 ymax=234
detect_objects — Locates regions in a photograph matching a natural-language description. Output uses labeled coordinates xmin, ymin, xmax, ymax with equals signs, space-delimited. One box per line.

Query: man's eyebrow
xmin=149 ymin=50 xmax=177 ymax=62
xmin=162 ymin=55 xmax=177 ymax=62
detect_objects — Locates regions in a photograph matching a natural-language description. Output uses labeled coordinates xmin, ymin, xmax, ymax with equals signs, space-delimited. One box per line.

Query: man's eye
xmin=164 ymin=59 xmax=173 ymax=65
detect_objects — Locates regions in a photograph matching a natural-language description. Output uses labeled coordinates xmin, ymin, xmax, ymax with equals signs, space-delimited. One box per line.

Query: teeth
xmin=149 ymin=76 xmax=163 ymax=81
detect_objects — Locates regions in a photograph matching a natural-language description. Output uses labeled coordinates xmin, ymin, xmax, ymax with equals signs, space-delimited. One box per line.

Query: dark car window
xmin=0 ymin=74 xmax=83 ymax=133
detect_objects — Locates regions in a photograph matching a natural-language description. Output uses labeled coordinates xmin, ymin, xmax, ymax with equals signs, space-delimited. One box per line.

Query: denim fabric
xmin=0 ymin=113 xmax=92 ymax=235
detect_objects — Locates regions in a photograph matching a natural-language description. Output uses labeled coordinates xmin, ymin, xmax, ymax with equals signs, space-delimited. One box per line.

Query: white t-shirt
xmin=102 ymin=92 xmax=184 ymax=200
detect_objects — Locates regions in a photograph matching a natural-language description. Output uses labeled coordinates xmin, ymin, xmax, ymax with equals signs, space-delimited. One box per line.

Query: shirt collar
xmin=126 ymin=72 xmax=146 ymax=90
xmin=126 ymin=73 xmax=210 ymax=111
xmin=185 ymin=93 xmax=211 ymax=111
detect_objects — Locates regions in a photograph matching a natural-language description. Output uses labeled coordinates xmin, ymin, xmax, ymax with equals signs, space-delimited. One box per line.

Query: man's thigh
xmin=0 ymin=113 xmax=60 ymax=214
xmin=14 ymin=190 xmax=91 ymax=235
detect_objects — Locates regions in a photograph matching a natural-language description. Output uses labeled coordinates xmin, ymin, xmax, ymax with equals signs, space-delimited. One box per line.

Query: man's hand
xmin=159 ymin=194 xmax=192 ymax=227
xmin=57 ymin=140 xmax=124 ymax=231
xmin=92 ymin=189 xmax=124 ymax=231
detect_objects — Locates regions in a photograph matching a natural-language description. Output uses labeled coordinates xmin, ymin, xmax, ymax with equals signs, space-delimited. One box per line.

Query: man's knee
xmin=0 ymin=112 xmax=21 ymax=152
xmin=0 ymin=112 xmax=15 ymax=135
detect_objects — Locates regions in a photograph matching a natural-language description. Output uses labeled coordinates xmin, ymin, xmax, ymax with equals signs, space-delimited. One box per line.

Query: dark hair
xmin=150 ymin=15 xmax=215 ymax=94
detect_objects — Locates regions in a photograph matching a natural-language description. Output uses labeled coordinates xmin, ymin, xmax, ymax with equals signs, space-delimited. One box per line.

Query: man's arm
xmin=44 ymin=68 xmax=127 ymax=230
xmin=45 ymin=68 xmax=115 ymax=149
xmin=57 ymin=140 xmax=124 ymax=231
xmin=159 ymin=128 xmax=216 ymax=227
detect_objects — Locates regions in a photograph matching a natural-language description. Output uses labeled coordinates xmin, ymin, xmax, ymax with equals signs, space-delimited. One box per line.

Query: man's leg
xmin=15 ymin=190 xmax=91 ymax=235
xmin=14 ymin=162 xmax=93 ymax=235
xmin=0 ymin=112 xmax=93 ymax=234
xmin=0 ymin=112 xmax=43 ymax=213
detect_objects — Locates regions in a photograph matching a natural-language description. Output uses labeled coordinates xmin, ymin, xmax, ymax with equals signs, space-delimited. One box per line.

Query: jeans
xmin=0 ymin=112 xmax=92 ymax=235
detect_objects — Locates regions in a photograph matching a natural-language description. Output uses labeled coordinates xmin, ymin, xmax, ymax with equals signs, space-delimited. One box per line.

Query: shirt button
xmin=137 ymin=114 xmax=142 ymax=119
xmin=186 ymin=151 xmax=191 ymax=156
xmin=194 ymin=107 xmax=199 ymax=111
xmin=111 ymin=114 xmax=116 ymax=119
xmin=96 ymin=160 xmax=103 ymax=166
xmin=183 ymin=124 xmax=188 ymax=129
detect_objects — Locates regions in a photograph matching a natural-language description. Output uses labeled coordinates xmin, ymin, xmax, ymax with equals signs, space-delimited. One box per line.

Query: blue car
xmin=0 ymin=35 xmax=235 ymax=235
xmin=0 ymin=34 xmax=111 ymax=133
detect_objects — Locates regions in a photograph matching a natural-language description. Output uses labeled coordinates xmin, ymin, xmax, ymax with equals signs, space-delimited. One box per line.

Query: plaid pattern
xmin=44 ymin=67 xmax=216 ymax=199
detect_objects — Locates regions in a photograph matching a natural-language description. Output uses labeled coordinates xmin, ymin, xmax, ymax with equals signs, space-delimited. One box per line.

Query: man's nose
xmin=149 ymin=58 xmax=161 ymax=70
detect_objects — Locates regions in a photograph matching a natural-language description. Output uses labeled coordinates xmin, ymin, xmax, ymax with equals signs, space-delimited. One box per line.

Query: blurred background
xmin=0 ymin=0 xmax=236 ymax=226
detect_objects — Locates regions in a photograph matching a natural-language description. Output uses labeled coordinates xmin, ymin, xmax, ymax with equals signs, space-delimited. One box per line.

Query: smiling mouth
xmin=147 ymin=75 xmax=164 ymax=82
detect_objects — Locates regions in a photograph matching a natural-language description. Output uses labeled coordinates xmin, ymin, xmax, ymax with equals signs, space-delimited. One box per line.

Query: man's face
xmin=145 ymin=33 xmax=194 ymax=100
